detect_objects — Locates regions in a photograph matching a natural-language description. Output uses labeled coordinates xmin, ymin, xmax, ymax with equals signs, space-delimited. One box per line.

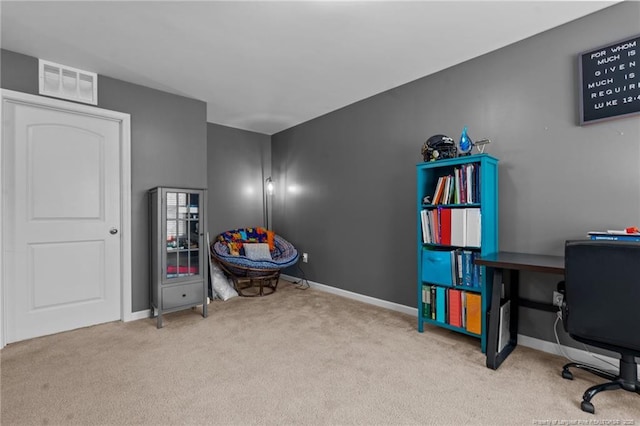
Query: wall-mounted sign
xmin=579 ymin=34 xmax=640 ymax=125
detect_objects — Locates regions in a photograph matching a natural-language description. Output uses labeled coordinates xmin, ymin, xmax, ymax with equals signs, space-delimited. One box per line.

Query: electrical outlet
xmin=302 ymin=252 xmax=308 ymax=263
xmin=553 ymin=291 xmax=564 ymax=307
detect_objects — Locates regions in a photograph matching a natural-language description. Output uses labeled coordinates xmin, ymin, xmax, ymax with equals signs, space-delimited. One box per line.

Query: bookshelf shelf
xmin=421 ymin=317 xmax=482 ymax=338
xmin=422 ymin=203 xmax=481 ymax=209
xmin=416 ymin=154 xmax=498 ymax=353
xmin=422 ymin=243 xmax=481 ymax=250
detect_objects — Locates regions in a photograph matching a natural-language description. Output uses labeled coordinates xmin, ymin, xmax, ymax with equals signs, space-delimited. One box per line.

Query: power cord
xmin=291 ymin=261 xmax=310 ymax=290
xmin=554 ymin=309 xmax=617 ymax=372
xmin=554 ymin=311 xmax=579 ymax=362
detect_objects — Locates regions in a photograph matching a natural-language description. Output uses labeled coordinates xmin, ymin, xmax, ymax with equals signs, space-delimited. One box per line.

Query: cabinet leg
xmin=203 ymin=296 xmax=208 ymax=318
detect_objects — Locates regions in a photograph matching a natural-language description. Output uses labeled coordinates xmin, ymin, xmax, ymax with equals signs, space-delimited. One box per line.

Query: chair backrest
xmin=564 ymin=240 xmax=640 ymax=354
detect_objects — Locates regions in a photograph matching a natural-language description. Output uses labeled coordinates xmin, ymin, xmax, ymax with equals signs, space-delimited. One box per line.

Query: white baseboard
xmin=520 ymin=334 xmax=640 ymax=380
xmin=281 ymin=274 xmax=417 ymax=317
xmin=282 ymin=275 xmax=637 ymax=377
xmin=127 ymin=309 xmax=151 ymax=321
xmin=518 ymin=334 xmax=632 ymax=375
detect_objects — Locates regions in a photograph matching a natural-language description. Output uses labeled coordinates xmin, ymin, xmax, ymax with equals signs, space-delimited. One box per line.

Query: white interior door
xmin=2 ymin=91 xmax=129 ymax=344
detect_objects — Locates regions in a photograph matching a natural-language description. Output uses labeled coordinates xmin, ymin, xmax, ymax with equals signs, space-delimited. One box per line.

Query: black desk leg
xmin=508 ymin=270 xmax=519 ymax=350
xmin=486 ymin=268 xmax=519 ymax=369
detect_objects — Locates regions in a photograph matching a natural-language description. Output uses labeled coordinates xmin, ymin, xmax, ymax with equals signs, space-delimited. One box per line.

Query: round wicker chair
xmin=211 ymin=228 xmax=298 ymax=297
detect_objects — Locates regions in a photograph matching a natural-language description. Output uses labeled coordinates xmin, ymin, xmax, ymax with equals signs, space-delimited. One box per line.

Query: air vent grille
xmin=39 ymin=59 xmax=97 ymax=105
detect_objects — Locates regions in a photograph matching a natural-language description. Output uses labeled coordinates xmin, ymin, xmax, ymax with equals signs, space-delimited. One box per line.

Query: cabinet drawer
xmin=162 ymin=282 xmax=203 ymax=310
xmin=422 ymin=249 xmax=455 ymax=286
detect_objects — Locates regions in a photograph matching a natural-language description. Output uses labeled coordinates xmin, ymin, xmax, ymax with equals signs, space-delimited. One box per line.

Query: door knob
xmin=109 ymin=228 xmax=118 ymax=235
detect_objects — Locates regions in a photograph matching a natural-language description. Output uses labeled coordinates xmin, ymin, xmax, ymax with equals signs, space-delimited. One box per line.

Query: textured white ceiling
xmin=1 ymin=1 xmax=618 ymax=135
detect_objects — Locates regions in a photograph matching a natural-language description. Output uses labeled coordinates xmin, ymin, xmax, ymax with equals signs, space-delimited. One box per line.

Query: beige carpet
xmin=1 ymin=280 xmax=638 ymax=425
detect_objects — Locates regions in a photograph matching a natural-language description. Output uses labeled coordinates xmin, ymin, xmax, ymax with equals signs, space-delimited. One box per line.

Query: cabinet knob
xmin=109 ymin=228 xmax=118 ymax=235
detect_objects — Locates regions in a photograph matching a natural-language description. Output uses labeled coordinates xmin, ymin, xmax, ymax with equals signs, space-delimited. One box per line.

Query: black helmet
xmin=422 ymin=134 xmax=457 ymax=162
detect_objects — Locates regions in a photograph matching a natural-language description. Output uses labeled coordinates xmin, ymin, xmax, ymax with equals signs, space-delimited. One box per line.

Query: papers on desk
xmin=498 ymin=300 xmax=511 ymax=353
xmin=605 ymin=229 xmax=640 ymax=235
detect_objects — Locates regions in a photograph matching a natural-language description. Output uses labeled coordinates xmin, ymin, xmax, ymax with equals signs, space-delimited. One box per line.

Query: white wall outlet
xmin=553 ymin=291 xmax=564 ymax=307
xmin=302 ymin=252 xmax=308 ymax=263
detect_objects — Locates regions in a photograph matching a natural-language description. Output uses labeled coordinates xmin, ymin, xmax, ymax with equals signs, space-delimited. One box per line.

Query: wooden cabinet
xmin=416 ymin=154 xmax=498 ymax=353
xmin=149 ymin=187 xmax=208 ymax=328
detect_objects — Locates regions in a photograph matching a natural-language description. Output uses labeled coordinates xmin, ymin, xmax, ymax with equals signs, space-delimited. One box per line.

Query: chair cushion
xmin=243 ymin=243 xmax=272 ymax=261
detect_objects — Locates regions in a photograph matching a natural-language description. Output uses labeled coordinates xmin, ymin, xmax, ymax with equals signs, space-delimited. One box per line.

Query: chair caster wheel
xmin=581 ymin=401 xmax=595 ymax=414
xmin=562 ymin=370 xmax=573 ymax=380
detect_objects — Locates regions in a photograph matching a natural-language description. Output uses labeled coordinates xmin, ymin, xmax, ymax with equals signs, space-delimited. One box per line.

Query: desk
xmin=475 ymin=252 xmax=565 ymax=370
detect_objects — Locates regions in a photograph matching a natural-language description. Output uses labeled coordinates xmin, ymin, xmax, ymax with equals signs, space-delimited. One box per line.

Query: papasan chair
xmin=210 ymin=227 xmax=299 ymax=297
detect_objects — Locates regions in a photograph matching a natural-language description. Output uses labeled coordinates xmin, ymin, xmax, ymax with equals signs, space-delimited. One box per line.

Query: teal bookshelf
xmin=416 ymin=154 xmax=498 ymax=353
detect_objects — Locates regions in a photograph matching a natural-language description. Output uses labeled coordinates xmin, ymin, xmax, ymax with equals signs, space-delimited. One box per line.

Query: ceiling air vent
xmin=38 ymin=59 xmax=98 ymax=105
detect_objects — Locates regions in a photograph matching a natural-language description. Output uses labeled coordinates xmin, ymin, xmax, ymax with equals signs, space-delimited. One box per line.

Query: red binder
xmin=439 ymin=207 xmax=452 ymax=246
xmin=448 ymin=288 xmax=462 ymax=327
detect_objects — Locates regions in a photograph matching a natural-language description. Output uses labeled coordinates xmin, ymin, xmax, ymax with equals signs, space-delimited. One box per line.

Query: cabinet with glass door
xmin=149 ymin=187 xmax=207 ymax=328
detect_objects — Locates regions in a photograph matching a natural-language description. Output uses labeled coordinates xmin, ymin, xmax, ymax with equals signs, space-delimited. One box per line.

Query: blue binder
xmin=436 ymin=286 xmax=446 ymax=323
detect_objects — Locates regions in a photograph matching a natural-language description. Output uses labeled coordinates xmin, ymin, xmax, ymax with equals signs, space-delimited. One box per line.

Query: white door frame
xmin=0 ymin=89 xmax=132 ymax=348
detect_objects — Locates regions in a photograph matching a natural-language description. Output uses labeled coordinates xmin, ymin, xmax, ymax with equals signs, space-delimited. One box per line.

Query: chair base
xmin=233 ymin=273 xmax=280 ymax=297
xmin=214 ymin=257 xmax=281 ymax=297
xmin=562 ymin=355 xmax=640 ymax=414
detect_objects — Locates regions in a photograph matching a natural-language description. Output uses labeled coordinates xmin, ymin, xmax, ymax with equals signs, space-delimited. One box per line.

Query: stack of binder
xmin=421 ymin=284 xmax=482 ymax=335
xmin=420 ymin=207 xmax=481 ymax=247
xmin=588 ymin=230 xmax=640 ymax=242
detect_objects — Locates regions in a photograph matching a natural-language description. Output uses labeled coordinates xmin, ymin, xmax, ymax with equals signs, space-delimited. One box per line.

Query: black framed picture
xmin=579 ymin=34 xmax=640 ymax=125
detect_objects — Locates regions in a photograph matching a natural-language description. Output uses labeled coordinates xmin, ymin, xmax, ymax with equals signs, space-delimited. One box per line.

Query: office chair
xmin=560 ymin=240 xmax=640 ymax=414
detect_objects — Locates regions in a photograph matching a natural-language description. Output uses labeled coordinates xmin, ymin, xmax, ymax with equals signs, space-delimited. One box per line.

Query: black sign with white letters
xmin=579 ymin=34 xmax=640 ymax=125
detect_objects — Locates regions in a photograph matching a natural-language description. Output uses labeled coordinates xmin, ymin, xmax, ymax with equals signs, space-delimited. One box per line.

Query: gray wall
xmin=2 ymin=2 xmax=638 ymax=348
xmin=207 ymin=122 xmax=271 ymax=236
xmin=271 ymin=2 xmax=640 ymax=346
xmin=1 ymin=49 xmax=208 ymax=312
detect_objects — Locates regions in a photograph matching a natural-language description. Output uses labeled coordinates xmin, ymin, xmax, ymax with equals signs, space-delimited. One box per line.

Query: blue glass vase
xmin=459 ymin=126 xmax=473 ymax=155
